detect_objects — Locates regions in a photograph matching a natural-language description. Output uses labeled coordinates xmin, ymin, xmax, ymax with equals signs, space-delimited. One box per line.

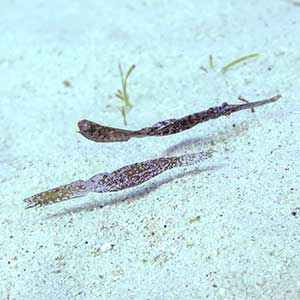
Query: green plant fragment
xmin=222 ymin=53 xmax=259 ymax=73
xmin=115 ymin=64 xmax=135 ymax=125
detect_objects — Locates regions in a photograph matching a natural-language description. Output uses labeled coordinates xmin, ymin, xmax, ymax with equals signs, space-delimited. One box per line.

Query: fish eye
xmin=221 ymin=102 xmax=228 ymax=108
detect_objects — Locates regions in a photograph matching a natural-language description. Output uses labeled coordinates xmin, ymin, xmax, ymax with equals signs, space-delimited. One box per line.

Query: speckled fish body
xmin=88 ymin=152 xmax=210 ymax=193
xmin=24 ymin=151 xmax=211 ymax=208
xmin=77 ymin=95 xmax=281 ymax=143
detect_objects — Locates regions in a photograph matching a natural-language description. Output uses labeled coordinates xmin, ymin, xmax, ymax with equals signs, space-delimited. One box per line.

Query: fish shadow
xmin=163 ymin=121 xmax=251 ymax=155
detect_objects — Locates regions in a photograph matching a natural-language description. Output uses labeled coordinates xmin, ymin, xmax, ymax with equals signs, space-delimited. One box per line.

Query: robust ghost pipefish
xmin=24 ymin=151 xmax=211 ymax=208
xmin=78 ymin=95 xmax=281 ymax=143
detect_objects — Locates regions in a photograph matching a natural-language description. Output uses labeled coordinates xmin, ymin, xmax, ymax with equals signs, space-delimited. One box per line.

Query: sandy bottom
xmin=1 ymin=0 xmax=300 ymax=299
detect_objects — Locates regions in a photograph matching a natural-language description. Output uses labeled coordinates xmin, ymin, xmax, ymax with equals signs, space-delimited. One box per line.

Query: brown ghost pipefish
xmin=78 ymin=95 xmax=281 ymax=143
xmin=24 ymin=151 xmax=211 ymax=208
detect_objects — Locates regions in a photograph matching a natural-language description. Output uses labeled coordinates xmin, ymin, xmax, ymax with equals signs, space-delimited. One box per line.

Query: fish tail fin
xmin=24 ymin=180 xmax=89 ymax=208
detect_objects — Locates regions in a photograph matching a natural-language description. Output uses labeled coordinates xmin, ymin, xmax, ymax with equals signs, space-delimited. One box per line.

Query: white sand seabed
xmin=1 ymin=0 xmax=300 ymax=299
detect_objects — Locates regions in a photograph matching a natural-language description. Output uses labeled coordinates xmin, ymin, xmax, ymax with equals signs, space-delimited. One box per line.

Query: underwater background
xmin=1 ymin=0 xmax=300 ymax=299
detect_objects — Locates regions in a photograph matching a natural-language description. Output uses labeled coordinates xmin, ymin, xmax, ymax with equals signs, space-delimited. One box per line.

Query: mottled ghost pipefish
xmin=24 ymin=151 xmax=211 ymax=208
xmin=78 ymin=95 xmax=281 ymax=143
